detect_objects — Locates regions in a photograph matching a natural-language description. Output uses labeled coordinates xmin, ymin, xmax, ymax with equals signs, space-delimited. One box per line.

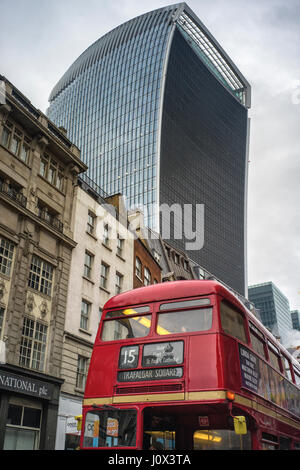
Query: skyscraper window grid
xmin=49 ymin=9 xmax=174 ymax=229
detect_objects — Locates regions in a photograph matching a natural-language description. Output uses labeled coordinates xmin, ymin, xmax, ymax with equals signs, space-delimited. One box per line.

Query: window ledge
xmin=102 ymin=242 xmax=112 ymax=252
xmin=82 ymin=275 xmax=95 ymax=285
xmin=99 ymin=286 xmax=110 ymax=295
xmin=86 ymin=230 xmax=98 ymax=241
xmin=79 ymin=328 xmax=92 ymax=336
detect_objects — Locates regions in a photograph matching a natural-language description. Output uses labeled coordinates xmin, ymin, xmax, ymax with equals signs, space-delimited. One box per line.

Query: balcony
xmin=0 ymin=178 xmax=27 ymax=208
xmin=37 ymin=207 xmax=64 ymax=233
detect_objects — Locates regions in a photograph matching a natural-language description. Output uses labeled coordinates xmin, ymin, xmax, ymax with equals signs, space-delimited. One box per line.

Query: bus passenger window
xmin=220 ymin=302 xmax=247 ymax=343
xmin=193 ymin=429 xmax=251 ymax=450
xmin=279 ymin=436 xmax=291 ymax=450
xmin=101 ymin=315 xmax=151 ymax=341
xmin=282 ymin=356 xmax=293 ymax=381
xmin=293 ymin=367 xmax=300 ymax=386
xmin=83 ymin=409 xmax=137 ymax=448
xmin=249 ymin=332 xmax=266 ymax=358
xmin=156 ymin=308 xmax=212 ymax=335
xmin=267 ymin=341 xmax=281 ymax=371
xmin=261 ymin=433 xmax=278 ymax=450
xmin=143 ymin=414 xmax=176 ymax=450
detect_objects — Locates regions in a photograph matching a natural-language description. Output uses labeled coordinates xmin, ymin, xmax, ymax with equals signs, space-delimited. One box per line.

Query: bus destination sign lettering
xmin=118 ymin=367 xmax=183 ymax=382
xmin=142 ymin=341 xmax=184 ymax=367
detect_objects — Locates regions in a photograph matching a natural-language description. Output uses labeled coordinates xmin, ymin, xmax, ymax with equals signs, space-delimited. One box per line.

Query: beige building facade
xmin=0 ymin=76 xmax=86 ymax=449
xmin=55 ymin=178 xmax=134 ymax=449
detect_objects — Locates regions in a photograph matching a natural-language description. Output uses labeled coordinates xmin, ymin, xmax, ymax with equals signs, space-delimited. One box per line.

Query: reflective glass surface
xmin=48 ymin=9 xmax=173 ymax=229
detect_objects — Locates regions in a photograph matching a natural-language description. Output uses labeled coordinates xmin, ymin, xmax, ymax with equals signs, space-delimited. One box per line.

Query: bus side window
xmin=279 ymin=436 xmax=291 ymax=450
xmin=293 ymin=367 xmax=300 ymax=386
xmin=249 ymin=322 xmax=267 ymax=359
xmin=267 ymin=341 xmax=281 ymax=372
xmin=220 ymin=301 xmax=247 ymax=343
xmin=261 ymin=433 xmax=278 ymax=450
xmin=282 ymin=355 xmax=293 ymax=382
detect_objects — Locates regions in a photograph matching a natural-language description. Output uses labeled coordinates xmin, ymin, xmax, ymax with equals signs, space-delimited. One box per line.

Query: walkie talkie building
xmin=48 ymin=3 xmax=251 ymax=295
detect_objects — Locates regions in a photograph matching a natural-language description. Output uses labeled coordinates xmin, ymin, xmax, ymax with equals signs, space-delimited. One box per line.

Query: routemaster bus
xmin=80 ymin=280 xmax=300 ymax=450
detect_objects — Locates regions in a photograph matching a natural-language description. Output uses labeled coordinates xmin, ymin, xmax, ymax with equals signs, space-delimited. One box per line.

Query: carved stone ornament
xmin=0 ymin=279 xmax=7 ymax=300
xmin=39 ymin=300 xmax=48 ymax=318
xmin=26 ymin=293 xmax=36 ymax=314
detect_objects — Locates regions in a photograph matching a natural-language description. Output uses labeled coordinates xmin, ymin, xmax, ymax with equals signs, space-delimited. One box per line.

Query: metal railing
xmin=0 ymin=178 xmax=27 ymax=208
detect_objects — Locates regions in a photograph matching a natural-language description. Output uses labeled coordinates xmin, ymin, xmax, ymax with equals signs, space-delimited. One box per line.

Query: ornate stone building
xmin=0 ymin=76 xmax=86 ymax=449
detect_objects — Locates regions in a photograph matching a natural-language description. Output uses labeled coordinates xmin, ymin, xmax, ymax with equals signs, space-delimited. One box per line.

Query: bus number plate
xmin=119 ymin=345 xmax=139 ymax=369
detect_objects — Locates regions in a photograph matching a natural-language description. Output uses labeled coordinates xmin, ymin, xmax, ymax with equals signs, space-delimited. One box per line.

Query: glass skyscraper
xmin=248 ymin=282 xmax=293 ymax=342
xmin=47 ymin=3 xmax=251 ymax=295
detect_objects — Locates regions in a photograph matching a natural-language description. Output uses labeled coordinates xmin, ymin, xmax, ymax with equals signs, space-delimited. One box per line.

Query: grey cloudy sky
xmin=1 ymin=0 xmax=299 ymax=312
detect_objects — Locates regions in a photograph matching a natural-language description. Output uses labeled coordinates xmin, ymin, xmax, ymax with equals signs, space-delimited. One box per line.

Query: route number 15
xmin=119 ymin=345 xmax=139 ymax=369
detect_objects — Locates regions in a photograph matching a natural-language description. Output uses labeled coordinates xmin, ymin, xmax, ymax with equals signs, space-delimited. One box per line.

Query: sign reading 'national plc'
xmin=0 ymin=370 xmax=54 ymax=400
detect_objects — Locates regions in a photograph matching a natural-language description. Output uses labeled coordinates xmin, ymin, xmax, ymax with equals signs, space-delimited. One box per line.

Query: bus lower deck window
xmin=83 ymin=409 xmax=137 ymax=448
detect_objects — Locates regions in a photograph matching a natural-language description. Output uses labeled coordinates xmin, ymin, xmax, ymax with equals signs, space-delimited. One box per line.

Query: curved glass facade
xmin=48 ymin=6 xmax=176 ymax=229
xmin=47 ymin=3 xmax=251 ymax=294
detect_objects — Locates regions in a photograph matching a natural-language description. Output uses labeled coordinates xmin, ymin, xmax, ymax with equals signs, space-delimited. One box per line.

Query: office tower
xmin=47 ymin=3 xmax=251 ymax=295
xmin=291 ymin=310 xmax=300 ymax=331
xmin=248 ymin=282 xmax=293 ymax=342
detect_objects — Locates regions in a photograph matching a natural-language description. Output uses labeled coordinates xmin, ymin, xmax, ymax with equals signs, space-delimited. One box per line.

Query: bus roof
xmin=104 ymin=279 xmax=235 ymax=310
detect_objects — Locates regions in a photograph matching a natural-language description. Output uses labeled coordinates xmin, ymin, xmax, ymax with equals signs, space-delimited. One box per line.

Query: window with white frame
xmin=100 ymin=263 xmax=109 ymax=289
xmin=19 ymin=317 xmax=48 ymax=371
xmin=117 ymin=234 xmax=124 ymax=257
xmin=76 ymin=356 xmax=88 ymax=390
xmin=135 ymin=257 xmax=142 ymax=279
xmin=183 ymin=259 xmax=189 ymax=271
xmin=87 ymin=211 xmax=96 ymax=235
xmin=115 ymin=272 xmax=123 ymax=294
xmin=103 ymin=224 xmax=110 ymax=246
xmin=0 ymin=236 xmax=14 ymax=276
xmin=83 ymin=251 xmax=93 ymax=279
xmin=144 ymin=267 xmax=151 ymax=286
xmin=28 ymin=256 xmax=53 ymax=296
xmin=80 ymin=300 xmax=90 ymax=331
xmin=4 ymin=403 xmax=42 ymax=450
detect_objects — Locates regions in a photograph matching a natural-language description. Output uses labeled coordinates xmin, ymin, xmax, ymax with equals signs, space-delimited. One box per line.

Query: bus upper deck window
xmin=156 ymin=308 xmax=212 ymax=335
xmin=220 ymin=301 xmax=247 ymax=343
xmin=101 ymin=307 xmax=151 ymax=341
xmin=159 ymin=298 xmax=210 ymax=310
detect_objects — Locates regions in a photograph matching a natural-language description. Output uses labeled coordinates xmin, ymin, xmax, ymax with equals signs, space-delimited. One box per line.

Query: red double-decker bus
xmin=80 ymin=280 xmax=300 ymax=450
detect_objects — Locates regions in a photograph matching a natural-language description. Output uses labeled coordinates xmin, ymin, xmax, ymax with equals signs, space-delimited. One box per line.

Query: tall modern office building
xmin=291 ymin=310 xmax=300 ymax=331
xmin=248 ymin=282 xmax=293 ymax=342
xmin=47 ymin=3 xmax=251 ymax=295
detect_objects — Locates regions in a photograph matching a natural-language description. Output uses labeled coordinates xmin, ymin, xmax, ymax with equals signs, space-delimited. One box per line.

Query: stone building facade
xmin=55 ymin=178 xmax=134 ymax=449
xmin=0 ymin=76 xmax=86 ymax=450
